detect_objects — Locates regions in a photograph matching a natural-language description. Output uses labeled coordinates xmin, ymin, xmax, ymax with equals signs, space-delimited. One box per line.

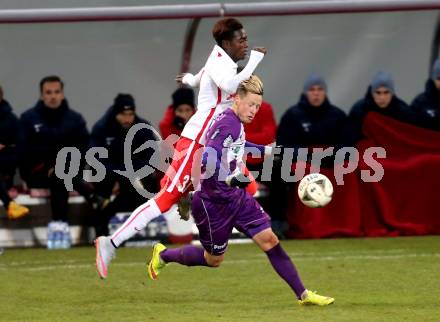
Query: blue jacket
xmin=410 ymin=79 xmax=440 ymax=131
xmin=90 ymin=105 xmax=158 ymax=172
xmin=0 ymin=99 xmax=21 ymax=171
xmin=348 ymin=87 xmax=412 ymax=143
xmin=19 ymin=100 xmax=89 ymax=171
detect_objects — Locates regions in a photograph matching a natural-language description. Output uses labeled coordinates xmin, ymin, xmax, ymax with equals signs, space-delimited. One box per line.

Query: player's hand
xmin=252 ymin=47 xmax=267 ymax=55
xmin=226 ymin=172 xmax=251 ymax=188
xmin=175 ymin=73 xmax=187 ymax=86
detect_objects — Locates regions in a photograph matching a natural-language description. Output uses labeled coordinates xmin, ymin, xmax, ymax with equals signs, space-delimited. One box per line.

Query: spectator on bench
xmin=159 ymin=87 xmax=196 ymax=139
xmin=90 ymin=94 xmax=159 ymax=236
xmin=348 ymin=71 xmax=413 ymax=143
xmin=271 ymin=74 xmax=347 ymax=238
xmin=410 ymin=58 xmax=440 ymax=131
xmin=0 ymin=85 xmax=29 ymax=219
xmin=19 ymin=75 xmax=101 ymax=248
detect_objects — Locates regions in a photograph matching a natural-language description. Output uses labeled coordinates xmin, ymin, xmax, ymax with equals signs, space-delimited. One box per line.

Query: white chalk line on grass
xmin=0 ymin=248 xmax=408 ymax=267
xmin=0 ymin=249 xmax=408 ymax=267
xmin=0 ymin=262 xmax=142 ymax=272
xmin=0 ymin=259 xmax=84 ymax=266
xmin=0 ymin=252 xmax=439 ymax=272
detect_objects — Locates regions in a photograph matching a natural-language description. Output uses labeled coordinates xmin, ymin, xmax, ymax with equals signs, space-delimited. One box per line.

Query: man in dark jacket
xmin=277 ymin=74 xmax=347 ymax=161
xmin=348 ymin=71 xmax=413 ymax=143
xmin=410 ymin=59 xmax=440 ymax=131
xmin=271 ymin=74 xmax=347 ymax=238
xmin=20 ymin=75 xmax=98 ymax=248
xmin=0 ymin=86 xmax=29 ymax=219
xmin=91 ymin=93 xmax=159 ymax=236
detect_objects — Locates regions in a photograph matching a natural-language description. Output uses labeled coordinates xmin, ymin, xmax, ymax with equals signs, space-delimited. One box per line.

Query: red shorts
xmin=154 ymin=136 xmax=258 ymax=213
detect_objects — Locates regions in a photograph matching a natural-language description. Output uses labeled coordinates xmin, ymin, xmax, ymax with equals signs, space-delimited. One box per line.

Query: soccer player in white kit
xmin=95 ymin=18 xmax=266 ymax=279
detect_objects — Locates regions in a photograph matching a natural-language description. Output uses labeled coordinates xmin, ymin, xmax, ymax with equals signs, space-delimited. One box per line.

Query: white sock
xmin=111 ymin=199 xmax=162 ymax=247
xmin=301 ymin=289 xmax=309 ymax=300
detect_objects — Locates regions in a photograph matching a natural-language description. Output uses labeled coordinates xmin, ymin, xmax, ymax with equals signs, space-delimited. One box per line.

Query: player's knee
xmin=259 ymin=230 xmax=279 ymax=250
xmin=268 ymin=231 xmax=279 ymax=247
xmin=154 ymin=194 xmax=174 ymax=213
xmin=205 ymin=254 xmax=224 ymax=267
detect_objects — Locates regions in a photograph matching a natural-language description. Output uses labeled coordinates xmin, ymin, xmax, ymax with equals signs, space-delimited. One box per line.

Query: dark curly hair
xmin=212 ymin=18 xmax=244 ymax=46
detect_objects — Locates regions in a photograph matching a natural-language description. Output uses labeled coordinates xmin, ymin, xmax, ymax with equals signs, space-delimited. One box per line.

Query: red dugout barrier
xmin=358 ymin=112 xmax=440 ymax=236
xmin=287 ymin=112 xmax=440 ymax=238
xmin=287 ymin=161 xmax=362 ymax=239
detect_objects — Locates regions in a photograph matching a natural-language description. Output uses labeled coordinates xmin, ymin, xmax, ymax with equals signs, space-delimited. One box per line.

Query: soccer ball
xmin=297 ymin=173 xmax=333 ymax=208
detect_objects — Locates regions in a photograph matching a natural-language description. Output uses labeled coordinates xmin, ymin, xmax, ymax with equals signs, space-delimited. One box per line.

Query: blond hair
xmin=237 ymin=75 xmax=264 ymax=97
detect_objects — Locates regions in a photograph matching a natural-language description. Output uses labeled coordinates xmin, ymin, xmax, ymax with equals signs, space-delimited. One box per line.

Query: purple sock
xmin=160 ymin=245 xmax=208 ymax=266
xmin=265 ymin=243 xmax=306 ymax=299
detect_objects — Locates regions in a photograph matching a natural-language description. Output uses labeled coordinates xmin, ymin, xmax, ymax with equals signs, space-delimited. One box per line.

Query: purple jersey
xmin=192 ymin=109 xmax=271 ymax=255
xmin=199 ymin=109 xmax=246 ymax=202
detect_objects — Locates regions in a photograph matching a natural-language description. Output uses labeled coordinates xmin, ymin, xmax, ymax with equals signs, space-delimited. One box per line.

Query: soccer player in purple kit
xmin=148 ymin=75 xmax=334 ymax=306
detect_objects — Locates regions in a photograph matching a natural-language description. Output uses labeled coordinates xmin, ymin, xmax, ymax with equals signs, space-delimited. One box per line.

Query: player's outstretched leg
xmin=94 ymin=198 xmax=163 ymax=279
xmin=95 ymin=236 xmax=116 ymax=279
xmin=265 ymin=244 xmax=334 ymax=306
xmin=111 ymin=199 xmax=162 ymax=247
xmin=253 ymin=227 xmax=334 ymax=306
xmin=148 ymin=244 xmax=209 ymax=280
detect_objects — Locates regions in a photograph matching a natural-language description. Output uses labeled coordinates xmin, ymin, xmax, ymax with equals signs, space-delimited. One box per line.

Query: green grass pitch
xmin=1 ymin=236 xmax=439 ymax=322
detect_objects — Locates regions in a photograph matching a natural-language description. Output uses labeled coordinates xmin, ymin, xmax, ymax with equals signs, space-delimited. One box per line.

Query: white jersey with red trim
xmin=181 ymin=45 xmax=264 ymax=145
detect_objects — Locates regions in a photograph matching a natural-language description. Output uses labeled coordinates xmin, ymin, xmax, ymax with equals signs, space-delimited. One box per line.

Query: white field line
xmin=0 ymin=259 xmax=85 ymax=266
xmin=0 ymin=252 xmax=439 ymax=272
xmin=0 ymin=248 xmax=408 ymax=267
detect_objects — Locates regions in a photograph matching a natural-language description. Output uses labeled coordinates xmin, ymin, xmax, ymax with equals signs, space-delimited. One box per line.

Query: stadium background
xmin=1 ymin=3 xmax=440 ymax=321
xmin=0 ymin=0 xmax=438 ymax=130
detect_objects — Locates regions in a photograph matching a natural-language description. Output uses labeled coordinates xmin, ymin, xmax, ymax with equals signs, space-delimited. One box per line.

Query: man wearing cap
xmin=410 ymin=59 xmax=440 ymax=131
xmin=348 ymin=71 xmax=413 ymax=143
xmin=159 ymin=87 xmax=196 ymax=140
xmin=271 ymin=74 xmax=347 ymax=238
xmin=90 ymin=93 xmax=159 ymax=236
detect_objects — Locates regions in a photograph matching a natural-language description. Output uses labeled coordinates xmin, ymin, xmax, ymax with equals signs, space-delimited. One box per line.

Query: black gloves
xmin=225 ymin=171 xmax=251 ymax=188
xmin=173 ymin=116 xmax=185 ymax=130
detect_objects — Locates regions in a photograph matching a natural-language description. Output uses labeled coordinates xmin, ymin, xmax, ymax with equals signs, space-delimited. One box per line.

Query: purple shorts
xmin=191 ymin=190 xmax=271 ymax=255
